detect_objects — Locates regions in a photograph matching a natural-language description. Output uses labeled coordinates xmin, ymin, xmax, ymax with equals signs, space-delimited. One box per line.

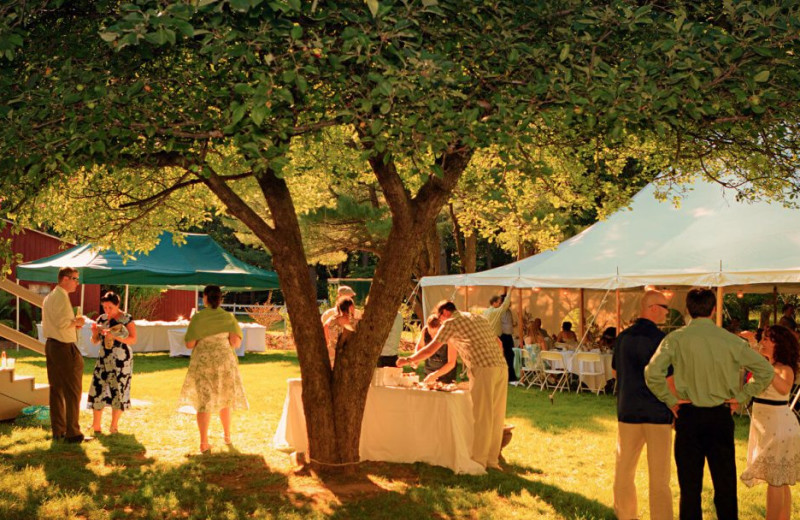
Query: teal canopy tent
xmin=16 ymin=232 xmax=280 ymax=290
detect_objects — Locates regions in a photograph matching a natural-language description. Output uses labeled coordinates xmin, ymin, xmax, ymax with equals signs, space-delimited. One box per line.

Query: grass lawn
xmin=0 ymin=349 xmax=769 ymax=519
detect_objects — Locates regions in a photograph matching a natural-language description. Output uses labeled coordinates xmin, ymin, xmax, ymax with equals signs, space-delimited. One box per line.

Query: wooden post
xmin=716 ymin=286 xmax=724 ymax=326
xmin=773 ymin=285 xmax=779 ymax=325
xmin=616 ymin=289 xmax=621 ymax=332
xmin=579 ymin=288 xmax=586 ymax=339
xmin=464 ymin=286 xmax=469 ymax=313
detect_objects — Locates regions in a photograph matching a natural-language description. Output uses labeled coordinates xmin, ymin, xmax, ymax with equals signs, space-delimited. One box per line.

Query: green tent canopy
xmin=16 ymin=232 xmax=280 ymax=290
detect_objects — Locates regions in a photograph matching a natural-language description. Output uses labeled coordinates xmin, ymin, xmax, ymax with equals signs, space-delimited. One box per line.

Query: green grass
xmin=0 ymin=349 xmax=770 ymax=519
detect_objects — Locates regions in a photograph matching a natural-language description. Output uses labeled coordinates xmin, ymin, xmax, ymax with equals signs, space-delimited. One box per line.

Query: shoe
xmin=65 ymin=434 xmax=94 ymax=443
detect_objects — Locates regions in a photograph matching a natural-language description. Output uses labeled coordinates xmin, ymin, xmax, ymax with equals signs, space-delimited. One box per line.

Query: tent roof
xmin=16 ymin=232 xmax=280 ymax=290
xmin=421 ymin=179 xmax=800 ymax=290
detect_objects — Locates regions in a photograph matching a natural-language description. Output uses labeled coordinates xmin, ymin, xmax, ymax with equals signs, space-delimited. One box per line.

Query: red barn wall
xmin=1 ymin=222 xmax=190 ymax=322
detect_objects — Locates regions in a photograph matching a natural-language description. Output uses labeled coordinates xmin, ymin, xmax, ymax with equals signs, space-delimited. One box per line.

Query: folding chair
xmin=538 ymin=351 xmax=569 ymax=393
xmin=519 ymin=348 xmax=544 ymax=389
xmin=790 ymin=385 xmax=800 ymax=422
xmin=573 ymin=352 xmax=606 ymax=395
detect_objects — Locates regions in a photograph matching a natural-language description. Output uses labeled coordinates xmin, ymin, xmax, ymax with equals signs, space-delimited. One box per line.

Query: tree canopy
xmin=4 ymin=0 xmax=800 ymax=467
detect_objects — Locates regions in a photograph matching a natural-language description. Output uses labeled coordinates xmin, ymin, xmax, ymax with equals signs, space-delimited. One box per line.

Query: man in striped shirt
xmin=398 ymin=300 xmax=508 ymax=470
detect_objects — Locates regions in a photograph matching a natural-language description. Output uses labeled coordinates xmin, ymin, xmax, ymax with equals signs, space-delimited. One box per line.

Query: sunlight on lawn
xmin=0 ymin=350 xmax=770 ymax=519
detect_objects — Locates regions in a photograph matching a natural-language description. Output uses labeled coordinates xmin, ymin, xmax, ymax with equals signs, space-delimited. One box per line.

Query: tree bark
xmin=202 ymin=145 xmax=472 ymax=470
xmin=464 ymin=232 xmax=477 ymax=273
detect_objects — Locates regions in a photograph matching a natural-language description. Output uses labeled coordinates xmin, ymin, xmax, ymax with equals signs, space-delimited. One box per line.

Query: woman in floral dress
xmin=741 ymin=325 xmax=800 ymax=520
xmin=178 ymin=285 xmax=248 ymax=453
xmin=87 ymin=291 xmax=137 ymax=434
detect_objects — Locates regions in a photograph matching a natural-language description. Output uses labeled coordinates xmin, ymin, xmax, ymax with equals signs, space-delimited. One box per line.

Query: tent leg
xmin=517 ymin=288 xmax=524 ymax=347
xmin=716 ymin=286 xmax=724 ymax=327
xmin=124 ymin=285 xmax=129 ymax=313
xmin=579 ymin=288 xmax=586 ymax=339
xmin=615 ymin=289 xmax=621 ymax=333
xmin=80 ymin=284 xmax=85 ymax=316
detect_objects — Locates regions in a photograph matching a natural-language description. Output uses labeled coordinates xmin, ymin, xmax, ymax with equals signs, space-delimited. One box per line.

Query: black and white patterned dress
xmin=86 ymin=312 xmax=134 ymax=411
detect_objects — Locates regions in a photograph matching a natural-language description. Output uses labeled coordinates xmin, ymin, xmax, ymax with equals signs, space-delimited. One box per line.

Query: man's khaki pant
xmin=613 ymin=422 xmax=673 ymax=520
xmin=45 ymin=339 xmax=84 ymax=438
xmin=470 ymin=366 xmax=508 ymax=469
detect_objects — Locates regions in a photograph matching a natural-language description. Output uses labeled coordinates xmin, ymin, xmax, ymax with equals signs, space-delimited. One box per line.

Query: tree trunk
xmin=464 ymin=232 xmax=477 ymax=273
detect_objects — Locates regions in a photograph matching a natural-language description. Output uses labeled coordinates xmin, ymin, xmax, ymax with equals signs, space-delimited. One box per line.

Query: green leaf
xmin=559 ymin=44 xmax=570 ymax=62
xmin=754 ymin=70 xmax=770 ymax=83
xmin=231 ymin=104 xmax=246 ymax=125
xmin=126 ymin=81 xmax=144 ymax=98
xmin=251 ymin=104 xmax=268 ymax=125
xmin=98 ymin=32 xmax=119 ymax=42
xmin=366 ymin=0 xmax=379 ymax=17
xmin=229 ymin=0 xmax=252 ymax=12
xmin=291 ymin=25 xmax=303 ymax=40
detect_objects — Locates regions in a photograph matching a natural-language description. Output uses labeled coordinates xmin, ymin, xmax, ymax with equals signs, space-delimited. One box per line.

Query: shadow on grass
xmin=324 ymin=461 xmax=614 ymax=520
xmin=0 ymin=424 xmax=311 ymax=519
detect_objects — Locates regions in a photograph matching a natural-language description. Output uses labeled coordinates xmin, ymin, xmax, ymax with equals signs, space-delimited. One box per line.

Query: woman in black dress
xmin=87 ymin=291 xmax=137 ymax=434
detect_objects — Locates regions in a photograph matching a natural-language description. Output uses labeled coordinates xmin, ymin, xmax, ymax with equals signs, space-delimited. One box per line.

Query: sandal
xmin=200 ymin=443 xmax=212 ymax=454
xmin=224 ymin=436 xmax=232 ymax=445
xmin=109 ymin=427 xmax=118 ymax=434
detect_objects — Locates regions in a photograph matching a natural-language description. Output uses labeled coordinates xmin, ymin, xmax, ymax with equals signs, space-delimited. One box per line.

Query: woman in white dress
xmin=178 ymin=285 xmax=248 ymax=453
xmin=322 ymin=296 xmax=355 ymax=367
xmin=741 ymin=325 xmax=800 ymax=520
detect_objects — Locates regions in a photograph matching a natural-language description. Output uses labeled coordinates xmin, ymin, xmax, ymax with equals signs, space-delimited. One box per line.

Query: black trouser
xmin=376 ymin=355 xmax=399 ymax=368
xmin=674 ymin=404 xmax=737 ymax=520
xmin=45 ymin=338 xmax=84 ymax=439
xmin=499 ymin=333 xmax=517 ymax=382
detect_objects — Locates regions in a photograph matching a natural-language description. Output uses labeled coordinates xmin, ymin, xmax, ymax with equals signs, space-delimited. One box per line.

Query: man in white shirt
xmin=377 ymin=311 xmax=403 ymax=367
xmin=42 ymin=267 xmax=89 ymax=443
xmin=482 ymin=289 xmax=516 ymax=382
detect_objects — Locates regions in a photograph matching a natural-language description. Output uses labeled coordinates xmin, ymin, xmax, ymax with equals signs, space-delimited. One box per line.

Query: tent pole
xmin=773 ymin=285 xmax=778 ymax=325
xmin=517 ymin=288 xmax=524 ymax=346
xmin=715 ymin=286 xmax=723 ymax=326
xmin=124 ymin=284 xmax=129 ymax=313
xmin=615 ymin=289 xmax=621 ymax=332
xmin=464 ymin=286 xmax=469 ymax=312
xmin=579 ymin=288 xmax=586 ymax=339
xmin=80 ymin=284 xmax=85 ymax=316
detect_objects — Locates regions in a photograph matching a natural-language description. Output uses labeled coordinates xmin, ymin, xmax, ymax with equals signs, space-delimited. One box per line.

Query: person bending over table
xmin=323 ymin=296 xmax=356 ymax=367
xmin=178 ymin=285 xmax=249 ymax=454
xmin=398 ymin=300 xmax=508 ymax=471
xmin=414 ymin=314 xmax=457 ymax=384
xmin=88 ymin=291 xmax=137 ymax=435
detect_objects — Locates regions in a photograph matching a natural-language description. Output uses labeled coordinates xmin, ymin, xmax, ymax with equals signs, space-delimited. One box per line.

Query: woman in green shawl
xmin=178 ymin=285 xmax=249 ymax=453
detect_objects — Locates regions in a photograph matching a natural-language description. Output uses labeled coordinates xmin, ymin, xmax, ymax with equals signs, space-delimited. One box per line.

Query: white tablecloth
xmin=37 ymin=322 xmax=98 ymax=357
xmin=552 ymin=350 xmax=613 ymax=391
xmin=38 ymin=320 xmax=265 ymax=357
xmin=273 ymin=378 xmax=486 ymax=475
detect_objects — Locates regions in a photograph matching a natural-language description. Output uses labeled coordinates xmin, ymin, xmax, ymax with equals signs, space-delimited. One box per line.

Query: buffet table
xmin=554 ymin=350 xmax=613 ymax=392
xmin=38 ymin=320 xmax=266 ymax=358
xmin=273 ymin=378 xmax=485 ymax=475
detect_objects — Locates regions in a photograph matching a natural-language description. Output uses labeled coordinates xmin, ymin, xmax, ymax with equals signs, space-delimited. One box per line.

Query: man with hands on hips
xmin=397 ymin=300 xmax=507 ymax=470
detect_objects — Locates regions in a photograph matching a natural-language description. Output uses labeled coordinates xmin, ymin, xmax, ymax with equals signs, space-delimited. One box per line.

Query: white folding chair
xmin=790 ymin=385 xmax=800 ymax=422
xmin=519 ymin=348 xmax=544 ymax=389
xmin=538 ymin=351 xmax=569 ymax=393
xmin=573 ymin=352 xmax=606 ymax=395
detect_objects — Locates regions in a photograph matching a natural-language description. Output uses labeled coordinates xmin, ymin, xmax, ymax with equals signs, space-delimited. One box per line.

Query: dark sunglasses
xmin=652 ymin=303 xmax=669 ymax=310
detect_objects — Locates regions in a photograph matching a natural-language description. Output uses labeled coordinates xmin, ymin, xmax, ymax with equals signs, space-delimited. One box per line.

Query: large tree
xmin=4 ymin=0 xmax=800 ymax=469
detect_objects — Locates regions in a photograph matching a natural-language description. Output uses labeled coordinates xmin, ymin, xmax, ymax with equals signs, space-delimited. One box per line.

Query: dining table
xmin=273 ymin=377 xmax=486 ymax=474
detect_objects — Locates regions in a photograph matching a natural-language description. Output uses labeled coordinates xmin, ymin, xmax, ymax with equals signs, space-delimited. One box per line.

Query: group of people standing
xmin=42 ymin=267 xmax=248 ymax=453
xmin=615 ymin=287 xmax=800 ymax=520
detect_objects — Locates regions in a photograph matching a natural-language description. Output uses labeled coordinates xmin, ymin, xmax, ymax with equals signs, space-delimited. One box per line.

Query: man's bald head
xmin=641 ymin=290 xmax=669 ymax=324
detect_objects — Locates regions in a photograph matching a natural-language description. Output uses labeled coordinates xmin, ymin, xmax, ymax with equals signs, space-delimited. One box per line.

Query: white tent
xmin=421 ymin=178 xmax=800 ymax=336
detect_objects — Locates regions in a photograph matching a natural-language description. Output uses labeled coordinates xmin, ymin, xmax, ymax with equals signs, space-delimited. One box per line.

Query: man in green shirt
xmin=645 ymin=288 xmax=773 ymax=520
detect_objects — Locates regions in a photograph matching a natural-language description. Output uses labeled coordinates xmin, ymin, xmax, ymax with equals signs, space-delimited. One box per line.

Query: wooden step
xmin=0 ymin=368 xmax=49 ymax=421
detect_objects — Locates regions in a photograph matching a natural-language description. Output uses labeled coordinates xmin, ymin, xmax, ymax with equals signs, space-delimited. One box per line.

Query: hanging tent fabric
xmin=420 ymin=178 xmax=800 ymax=334
xmin=16 ymin=231 xmax=280 ymax=290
